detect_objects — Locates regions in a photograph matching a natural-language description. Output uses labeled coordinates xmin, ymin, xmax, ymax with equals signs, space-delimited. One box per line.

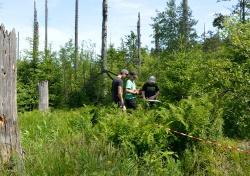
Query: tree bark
xmin=75 ymin=0 xmax=79 ymax=74
xmin=45 ymin=0 xmax=48 ymax=58
xmin=38 ymin=81 xmax=49 ymax=112
xmin=17 ymin=32 xmax=20 ymax=60
xmin=101 ymin=0 xmax=108 ymax=71
xmin=33 ymin=0 xmax=39 ymax=64
xmin=137 ymin=12 xmax=141 ymax=75
xmin=0 ymin=25 xmax=22 ymax=168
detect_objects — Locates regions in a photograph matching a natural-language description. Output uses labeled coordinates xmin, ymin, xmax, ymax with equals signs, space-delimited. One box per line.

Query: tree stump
xmin=0 ymin=25 xmax=22 ymax=166
xmin=38 ymin=81 xmax=49 ymax=111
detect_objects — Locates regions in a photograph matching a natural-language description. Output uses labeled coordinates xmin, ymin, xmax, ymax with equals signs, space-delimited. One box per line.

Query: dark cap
xmin=129 ymin=71 xmax=137 ymax=76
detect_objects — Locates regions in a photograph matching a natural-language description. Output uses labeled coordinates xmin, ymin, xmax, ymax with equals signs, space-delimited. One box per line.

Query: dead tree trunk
xmin=137 ymin=12 xmax=141 ymax=74
xmin=0 ymin=25 xmax=22 ymax=167
xmin=98 ymin=0 xmax=108 ymax=99
xmin=17 ymin=32 xmax=20 ymax=60
xmin=33 ymin=0 xmax=39 ymax=64
xmin=101 ymin=0 xmax=108 ymax=72
xmin=45 ymin=0 xmax=48 ymax=58
xmin=75 ymin=0 xmax=79 ymax=77
xmin=38 ymin=81 xmax=49 ymax=112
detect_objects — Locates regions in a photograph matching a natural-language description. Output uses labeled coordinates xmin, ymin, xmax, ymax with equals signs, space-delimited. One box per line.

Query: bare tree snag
xmin=33 ymin=0 xmax=39 ymax=63
xmin=38 ymin=81 xmax=49 ymax=112
xmin=0 ymin=25 xmax=22 ymax=167
xmin=45 ymin=0 xmax=48 ymax=58
xmin=75 ymin=0 xmax=79 ymax=76
xmin=137 ymin=12 xmax=141 ymax=74
xmin=101 ymin=0 xmax=108 ymax=72
xmin=17 ymin=32 xmax=20 ymax=60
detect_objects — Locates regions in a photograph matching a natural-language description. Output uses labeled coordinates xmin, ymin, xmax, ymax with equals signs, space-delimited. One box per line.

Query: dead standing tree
xmin=45 ymin=0 xmax=48 ymax=58
xmin=38 ymin=81 xmax=49 ymax=112
xmin=98 ymin=0 xmax=109 ymax=98
xmin=101 ymin=0 xmax=108 ymax=72
xmin=75 ymin=0 xmax=79 ymax=79
xmin=137 ymin=12 xmax=141 ymax=75
xmin=0 ymin=25 xmax=22 ymax=167
xmin=33 ymin=0 xmax=39 ymax=64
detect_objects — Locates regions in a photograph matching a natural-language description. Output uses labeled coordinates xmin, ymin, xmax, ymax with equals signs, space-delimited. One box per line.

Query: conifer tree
xmin=152 ymin=0 xmax=178 ymax=51
xmin=177 ymin=0 xmax=197 ymax=49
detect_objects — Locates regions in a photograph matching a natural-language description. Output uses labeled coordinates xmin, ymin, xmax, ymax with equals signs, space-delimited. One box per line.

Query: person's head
xmin=148 ymin=76 xmax=156 ymax=84
xmin=129 ymin=71 xmax=138 ymax=80
xmin=120 ymin=69 xmax=129 ymax=79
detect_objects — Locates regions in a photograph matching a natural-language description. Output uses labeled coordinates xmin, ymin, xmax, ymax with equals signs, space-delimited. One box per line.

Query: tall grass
xmin=1 ymin=105 xmax=249 ymax=175
xmin=18 ymin=109 xmax=139 ymax=175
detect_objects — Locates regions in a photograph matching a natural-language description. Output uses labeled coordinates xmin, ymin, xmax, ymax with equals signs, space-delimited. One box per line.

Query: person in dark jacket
xmin=141 ymin=76 xmax=160 ymax=106
xmin=111 ymin=69 xmax=129 ymax=111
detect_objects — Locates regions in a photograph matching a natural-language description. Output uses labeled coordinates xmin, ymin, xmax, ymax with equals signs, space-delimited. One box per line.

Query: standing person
xmin=111 ymin=69 xmax=129 ymax=111
xmin=125 ymin=72 xmax=139 ymax=109
xmin=142 ymin=76 xmax=160 ymax=106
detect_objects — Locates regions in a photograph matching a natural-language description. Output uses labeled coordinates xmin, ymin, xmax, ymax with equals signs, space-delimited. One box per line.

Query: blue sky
xmin=0 ymin=0 xmax=236 ymax=54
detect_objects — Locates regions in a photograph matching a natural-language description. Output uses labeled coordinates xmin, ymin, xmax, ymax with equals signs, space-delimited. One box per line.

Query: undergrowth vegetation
xmin=9 ymin=105 xmax=249 ymax=176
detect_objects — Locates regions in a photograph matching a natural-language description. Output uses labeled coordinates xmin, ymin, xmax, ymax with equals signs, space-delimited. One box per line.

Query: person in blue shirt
xmin=125 ymin=72 xmax=139 ymax=109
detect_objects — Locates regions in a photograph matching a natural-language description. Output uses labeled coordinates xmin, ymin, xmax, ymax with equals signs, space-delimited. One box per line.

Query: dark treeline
xmin=17 ymin=0 xmax=250 ymax=140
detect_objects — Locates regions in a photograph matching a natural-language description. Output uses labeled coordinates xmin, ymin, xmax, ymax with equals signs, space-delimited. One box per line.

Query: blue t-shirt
xmin=125 ymin=79 xmax=136 ymax=100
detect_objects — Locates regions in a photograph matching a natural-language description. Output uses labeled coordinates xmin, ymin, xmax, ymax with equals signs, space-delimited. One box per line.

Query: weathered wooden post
xmin=38 ymin=81 xmax=49 ymax=111
xmin=0 ymin=25 xmax=22 ymax=167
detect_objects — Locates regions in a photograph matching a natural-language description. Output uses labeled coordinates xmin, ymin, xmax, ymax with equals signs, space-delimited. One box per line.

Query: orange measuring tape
xmin=167 ymin=128 xmax=250 ymax=155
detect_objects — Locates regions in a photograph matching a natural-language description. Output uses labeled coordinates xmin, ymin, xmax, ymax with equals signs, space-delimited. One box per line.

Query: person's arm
xmin=141 ymin=91 xmax=146 ymax=99
xmin=118 ymin=86 xmax=125 ymax=107
xmin=155 ymin=85 xmax=160 ymax=98
xmin=125 ymin=80 xmax=137 ymax=94
xmin=126 ymin=89 xmax=137 ymax=94
xmin=154 ymin=91 xmax=160 ymax=99
xmin=141 ymin=84 xmax=146 ymax=99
